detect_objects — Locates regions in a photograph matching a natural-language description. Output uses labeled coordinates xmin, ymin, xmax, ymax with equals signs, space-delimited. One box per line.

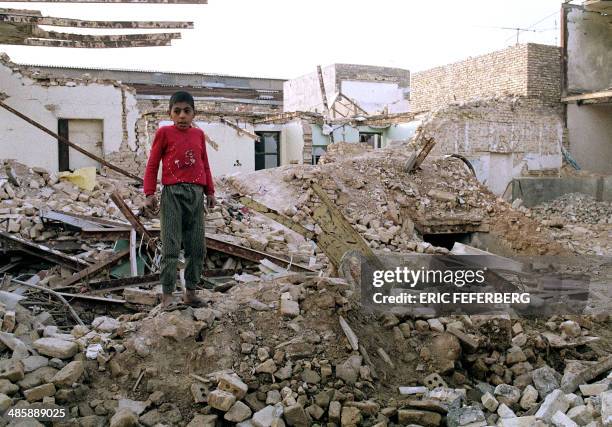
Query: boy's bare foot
xmin=183 ymin=289 xmax=207 ymax=308
xmin=161 ymin=293 xmax=174 ymax=308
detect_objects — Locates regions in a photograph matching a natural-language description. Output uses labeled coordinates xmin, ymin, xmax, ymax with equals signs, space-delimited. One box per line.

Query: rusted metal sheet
xmin=239 ymin=197 xmax=316 ymax=240
xmin=53 ymin=249 xmax=130 ymax=290
xmin=0 ymin=101 xmax=143 ymax=182
xmin=310 ymin=183 xmax=379 ymax=269
xmin=0 ymin=230 xmax=89 ymax=271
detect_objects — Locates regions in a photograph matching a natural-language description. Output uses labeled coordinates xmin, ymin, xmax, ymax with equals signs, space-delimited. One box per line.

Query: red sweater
xmin=143 ymin=125 xmax=215 ymax=196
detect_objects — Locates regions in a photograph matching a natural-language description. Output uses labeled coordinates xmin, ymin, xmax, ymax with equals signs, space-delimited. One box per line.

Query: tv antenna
xmin=476 ymin=25 xmax=540 ymax=45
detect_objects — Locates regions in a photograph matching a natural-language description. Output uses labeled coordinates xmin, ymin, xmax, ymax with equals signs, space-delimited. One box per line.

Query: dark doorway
xmin=255 ymin=131 xmax=280 ymax=170
xmin=58 ymin=119 xmax=69 ymax=172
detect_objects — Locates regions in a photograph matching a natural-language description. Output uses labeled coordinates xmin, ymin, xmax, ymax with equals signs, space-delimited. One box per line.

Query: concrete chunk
xmin=535 ymin=389 xmax=570 ymax=423
xmin=208 ymin=389 xmax=236 ymax=412
xmin=218 ymin=374 xmax=248 ymax=399
xmin=551 ymin=410 xmax=578 ymax=427
xmin=33 ymin=338 xmax=78 ymax=359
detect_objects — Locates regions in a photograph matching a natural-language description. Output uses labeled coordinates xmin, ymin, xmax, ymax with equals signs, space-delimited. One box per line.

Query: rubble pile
xmin=0 ymin=270 xmax=610 ymax=426
xmin=524 ymin=194 xmax=612 ymax=256
xmin=225 ymin=142 xmax=564 ymax=257
xmin=531 ymin=193 xmax=612 ymax=225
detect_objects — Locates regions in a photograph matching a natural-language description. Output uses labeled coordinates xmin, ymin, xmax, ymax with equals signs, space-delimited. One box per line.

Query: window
xmin=312 ymin=145 xmax=327 ymax=165
xmin=359 ymin=132 xmax=382 ymax=149
xmin=254 ymin=132 xmax=280 ymax=171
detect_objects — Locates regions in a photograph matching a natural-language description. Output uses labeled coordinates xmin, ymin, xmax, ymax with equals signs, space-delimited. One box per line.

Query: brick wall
xmin=411 ymin=44 xmax=561 ymax=112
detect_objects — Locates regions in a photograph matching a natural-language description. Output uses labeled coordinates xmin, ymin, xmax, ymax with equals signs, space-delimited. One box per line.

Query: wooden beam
xmin=562 ymin=90 xmax=612 ymax=103
xmin=316 ymin=65 xmax=331 ymax=118
xmin=53 ymin=249 xmax=130 ymax=289
xmin=0 ymin=101 xmax=143 ymax=182
xmin=220 ymin=117 xmax=260 ymax=141
xmin=239 ymin=197 xmax=316 ymax=240
xmin=0 ymin=12 xmax=193 ymax=29
xmin=0 ymin=230 xmax=89 ymax=271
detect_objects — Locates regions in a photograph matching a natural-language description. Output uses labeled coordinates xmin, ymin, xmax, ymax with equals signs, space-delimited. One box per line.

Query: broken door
xmin=63 ymin=119 xmax=104 ymax=171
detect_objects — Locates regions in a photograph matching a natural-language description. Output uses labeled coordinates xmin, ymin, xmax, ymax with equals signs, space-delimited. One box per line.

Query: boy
xmin=143 ymin=91 xmax=216 ymax=308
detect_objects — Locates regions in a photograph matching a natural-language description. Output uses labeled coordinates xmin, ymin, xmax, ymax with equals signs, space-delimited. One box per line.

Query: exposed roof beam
xmin=1 ymin=11 xmax=193 ymax=29
xmin=562 ymin=90 xmax=612 ymax=103
xmin=1 ymin=0 xmax=206 ymax=3
xmin=31 ymin=28 xmax=181 ymax=43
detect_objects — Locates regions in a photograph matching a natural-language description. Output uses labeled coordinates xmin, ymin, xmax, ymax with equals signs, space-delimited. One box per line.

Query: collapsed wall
xmin=0 ymin=53 xmax=140 ymax=174
xmin=410 ymin=44 xmax=564 ymax=195
xmin=418 ymin=97 xmax=563 ymax=195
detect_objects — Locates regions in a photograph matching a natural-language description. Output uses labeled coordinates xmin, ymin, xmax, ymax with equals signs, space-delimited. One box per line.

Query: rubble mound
xmin=532 ymin=193 xmax=612 ymax=225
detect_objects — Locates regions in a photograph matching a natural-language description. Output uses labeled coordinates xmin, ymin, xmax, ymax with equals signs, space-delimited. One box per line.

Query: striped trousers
xmin=159 ymin=183 xmax=206 ymax=294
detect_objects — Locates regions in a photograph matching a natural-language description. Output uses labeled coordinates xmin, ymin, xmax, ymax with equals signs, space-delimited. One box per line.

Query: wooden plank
xmin=562 ymin=90 xmax=612 ymax=103
xmin=57 ymin=292 xmax=126 ymax=304
xmin=219 ymin=117 xmax=260 ymax=141
xmin=53 ymin=249 xmax=130 ymax=289
xmin=310 ymin=183 xmax=379 ymax=268
xmin=0 ymin=230 xmax=89 ymax=271
xmin=239 ymin=197 xmax=316 ymax=240
xmin=316 ymin=65 xmax=331 ymax=117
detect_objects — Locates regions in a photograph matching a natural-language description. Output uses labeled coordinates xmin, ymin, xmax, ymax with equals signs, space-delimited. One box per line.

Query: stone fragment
xmin=427 ymin=318 xmax=445 ymax=333
xmin=123 ymin=288 xmax=158 ymax=306
xmin=255 ymin=359 xmax=277 ymax=375
xmin=328 ymin=401 xmax=341 ymax=423
xmin=551 ymin=410 xmax=578 ymax=427
xmin=33 ymin=338 xmax=78 ymax=359
xmin=446 ymin=406 xmax=486 ymax=427
xmin=252 ymin=404 xmax=284 ymax=427
xmin=208 ymin=389 xmax=236 ymax=412
xmin=92 ymin=316 xmax=120 ymax=333
xmin=397 ymin=409 xmax=441 ymax=426
xmin=559 ymin=321 xmax=581 ymax=338
xmin=579 ymin=383 xmax=608 ymax=396
xmin=301 ymin=368 xmax=320 ymax=384
xmin=118 ymin=399 xmax=148 ymax=416
xmin=535 ymin=389 xmax=570 ymax=423
xmin=481 ymin=392 xmax=499 ymax=412
xmin=601 ymin=390 xmax=612 ymax=427
xmin=22 ymin=356 xmax=49 ymax=373
xmin=0 ymin=393 xmax=11 ymax=412
xmin=0 ymin=379 xmax=18 ymax=395
xmin=284 ymin=404 xmax=311 ymax=427
xmin=340 ymin=406 xmax=362 ymax=427
xmin=335 ymin=356 xmax=361 ymax=385
xmin=110 ymin=408 xmax=139 ymax=427
xmin=23 ymin=383 xmax=56 ymax=402
xmin=0 ymin=359 xmax=24 ymax=382
xmin=498 ymin=403 xmax=516 ymax=418
xmin=533 ymin=366 xmax=561 ymax=398
xmin=1 ymin=311 xmax=16 ymax=332
xmin=218 ymin=374 xmax=248 ymax=399
xmin=306 ymin=404 xmax=324 ymax=420
xmin=225 ymin=401 xmax=252 ymax=423
xmin=494 ymin=384 xmax=521 ymax=406
xmin=187 ymin=414 xmax=218 ymax=427
xmin=520 ymin=385 xmax=539 ymax=410
xmin=566 ymin=404 xmax=593 ymax=425
xmin=280 ymin=298 xmax=299 ymax=318
xmin=51 ymin=361 xmax=84 ymax=386
xmin=498 ymin=416 xmax=537 ymax=427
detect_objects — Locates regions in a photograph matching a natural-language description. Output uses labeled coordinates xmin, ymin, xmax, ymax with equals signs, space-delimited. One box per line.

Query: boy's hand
xmin=142 ymin=195 xmax=159 ymax=218
xmin=206 ymin=194 xmax=216 ymax=210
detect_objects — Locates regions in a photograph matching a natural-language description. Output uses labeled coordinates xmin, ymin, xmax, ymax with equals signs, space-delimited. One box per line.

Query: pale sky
xmin=1 ymin=0 xmax=566 ymax=79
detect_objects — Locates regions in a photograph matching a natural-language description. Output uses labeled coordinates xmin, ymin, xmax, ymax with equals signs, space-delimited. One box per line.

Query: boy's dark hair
xmin=169 ymin=91 xmax=195 ymax=111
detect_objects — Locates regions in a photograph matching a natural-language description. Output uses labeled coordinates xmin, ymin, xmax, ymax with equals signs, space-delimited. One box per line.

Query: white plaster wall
xmin=567 ymin=104 xmax=612 ymax=174
xmin=341 ymin=80 xmax=410 ymax=114
xmin=0 ymin=61 xmax=138 ymax=173
xmin=283 ymin=66 xmax=336 ymax=113
xmin=566 ymin=6 xmax=612 ymax=93
xmin=281 ymin=120 xmax=305 ymax=165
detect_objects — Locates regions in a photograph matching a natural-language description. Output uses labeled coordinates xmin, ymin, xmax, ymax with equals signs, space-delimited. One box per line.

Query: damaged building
xmin=0 ymin=1 xmax=611 ymax=426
